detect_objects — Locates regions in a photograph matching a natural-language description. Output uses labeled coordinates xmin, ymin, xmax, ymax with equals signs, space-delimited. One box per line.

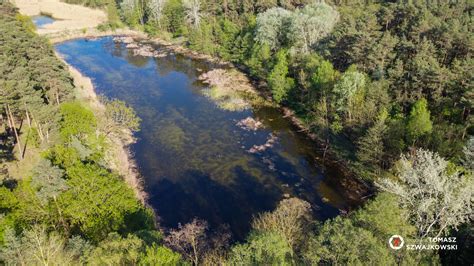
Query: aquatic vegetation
xmin=202 ymin=85 xmax=250 ymax=111
xmin=155 ymin=122 xmax=188 ymax=152
xmin=199 ymin=69 xmax=271 ymax=111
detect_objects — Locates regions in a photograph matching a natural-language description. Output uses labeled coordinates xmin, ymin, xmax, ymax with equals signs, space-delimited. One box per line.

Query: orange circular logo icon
xmin=389 ymin=235 xmax=404 ymax=250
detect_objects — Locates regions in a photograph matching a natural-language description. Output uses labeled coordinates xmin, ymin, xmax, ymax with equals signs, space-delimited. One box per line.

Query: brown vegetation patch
xmin=236 ymin=117 xmax=264 ymax=131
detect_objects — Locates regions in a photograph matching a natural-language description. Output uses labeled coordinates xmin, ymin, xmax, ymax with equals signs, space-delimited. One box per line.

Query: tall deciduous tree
xmin=120 ymin=0 xmax=146 ymax=26
xmin=463 ymin=136 xmax=474 ymax=171
xmin=165 ymin=218 xmax=208 ymax=265
xmin=87 ymin=233 xmax=144 ymax=265
xmin=162 ymin=0 xmax=186 ymax=35
xmin=288 ymin=2 xmax=339 ymax=54
xmin=59 ymin=102 xmax=97 ymax=142
xmin=59 ymin=163 xmax=150 ymax=242
xmin=254 ymin=7 xmax=291 ymax=51
xmin=268 ymin=50 xmax=294 ymax=103
xmin=229 ymin=231 xmax=292 ymax=265
xmin=183 ymin=0 xmax=202 ymax=28
xmin=305 ymin=216 xmax=394 ymax=265
xmin=406 ymin=98 xmax=433 ymax=144
xmin=305 ymin=192 xmax=435 ymax=265
xmin=148 ymin=0 xmax=168 ymax=24
xmin=140 ymin=244 xmax=183 ymax=265
xmin=0 ymin=225 xmax=81 ymax=265
xmin=311 ymin=59 xmax=337 ymax=93
xmin=252 ymin=197 xmax=311 ymax=257
xmin=100 ymin=98 xmax=141 ymax=138
xmin=332 ymin=67 xmax=366 ymax=122
xmin=376 ymin=149 xmax=473 ymax=238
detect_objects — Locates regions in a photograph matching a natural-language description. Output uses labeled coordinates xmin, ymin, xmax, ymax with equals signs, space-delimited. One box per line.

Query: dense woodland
xmin=1 ymin=0 xmax=473 ymax=265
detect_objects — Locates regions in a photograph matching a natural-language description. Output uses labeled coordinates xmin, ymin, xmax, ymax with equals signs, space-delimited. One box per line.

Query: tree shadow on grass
xmin=0 ymin=130 xmax=15 ymax=163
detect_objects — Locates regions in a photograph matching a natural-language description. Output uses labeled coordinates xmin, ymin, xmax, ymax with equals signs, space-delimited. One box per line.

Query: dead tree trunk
xmin=55 ymin=90 xmax=60 ymax=105
xmin=24 ymin=103 xmax=31 ymax=128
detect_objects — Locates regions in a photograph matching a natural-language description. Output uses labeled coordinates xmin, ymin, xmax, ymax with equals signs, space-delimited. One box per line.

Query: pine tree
xmin=357 ymin=108 xmax=388 ymax=172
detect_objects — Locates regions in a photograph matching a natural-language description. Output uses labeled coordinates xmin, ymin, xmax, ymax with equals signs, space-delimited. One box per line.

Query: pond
xmin=31 ymin=15 xmax=55 ymax=28
xmin=56 ymin=37 xmax=361 ymax=239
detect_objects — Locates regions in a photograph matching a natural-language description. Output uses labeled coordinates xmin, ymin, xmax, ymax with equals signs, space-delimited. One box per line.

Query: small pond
xmin=56 ymin=37 xmax=361 ymax=239
xmin=31 ymin=15 xmax=55 ymax=28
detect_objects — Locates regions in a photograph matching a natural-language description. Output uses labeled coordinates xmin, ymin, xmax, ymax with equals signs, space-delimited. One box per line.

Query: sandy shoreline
xmin=14 ymin=0 xmax=106 ymax=34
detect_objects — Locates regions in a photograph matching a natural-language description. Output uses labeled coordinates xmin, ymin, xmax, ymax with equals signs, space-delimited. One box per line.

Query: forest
xmin=1 ymin=0 xmax=473 ymax=265
xmin=66 ymin=0 xmax=473 ymax=178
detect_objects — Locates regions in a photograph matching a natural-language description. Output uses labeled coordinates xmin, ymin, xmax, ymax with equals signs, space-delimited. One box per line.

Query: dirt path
xmin=13 ymin=0 xmax=107 ymax=35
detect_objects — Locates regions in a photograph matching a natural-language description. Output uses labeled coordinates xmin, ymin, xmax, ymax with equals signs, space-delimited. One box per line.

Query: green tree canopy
xmin=229 ymin=231 xmax=292 ymax=265
xmin=268 ymin=50 xmax=294 ymax=103
xmin=59 ymin=163 xmax=152 ymax=242
xmin=406 ymin=98 xmax=433 ymax=144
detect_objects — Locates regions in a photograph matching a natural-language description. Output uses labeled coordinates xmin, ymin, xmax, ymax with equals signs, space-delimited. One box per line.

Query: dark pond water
xmin=31 ymin=15 xmax=55 ymax=28
xmin=56 ymin=37 xmax=360 ymax=239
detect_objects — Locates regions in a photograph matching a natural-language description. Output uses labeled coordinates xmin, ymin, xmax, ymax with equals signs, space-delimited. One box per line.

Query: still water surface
xmin=31 ymin=15 xmax=55 ymax=28
xmin=56 ymin=37 xmax=358 ymax=239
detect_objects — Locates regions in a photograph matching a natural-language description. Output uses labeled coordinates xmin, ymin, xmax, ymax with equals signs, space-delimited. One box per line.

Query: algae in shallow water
xmin=155 ymin=123 xmax=188 ymax=152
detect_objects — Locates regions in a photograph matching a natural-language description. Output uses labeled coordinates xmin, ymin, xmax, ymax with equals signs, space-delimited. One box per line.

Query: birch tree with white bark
xmin=332 ymin=69 xmax=366 ymax=122
xmin=148 ymin=0 xmax=168 ymax=24
xmin=183 ymin=0 xmax=202 ymax=28
xmin=376 ymin=149 xmax=474 ymax=239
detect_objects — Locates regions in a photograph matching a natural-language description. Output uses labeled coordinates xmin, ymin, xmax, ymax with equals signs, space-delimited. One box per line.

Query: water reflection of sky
xmin=31 ymin=15 xmax=55 ymax=28
xmin=56 ymin=37 xmax=355 ymax=240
